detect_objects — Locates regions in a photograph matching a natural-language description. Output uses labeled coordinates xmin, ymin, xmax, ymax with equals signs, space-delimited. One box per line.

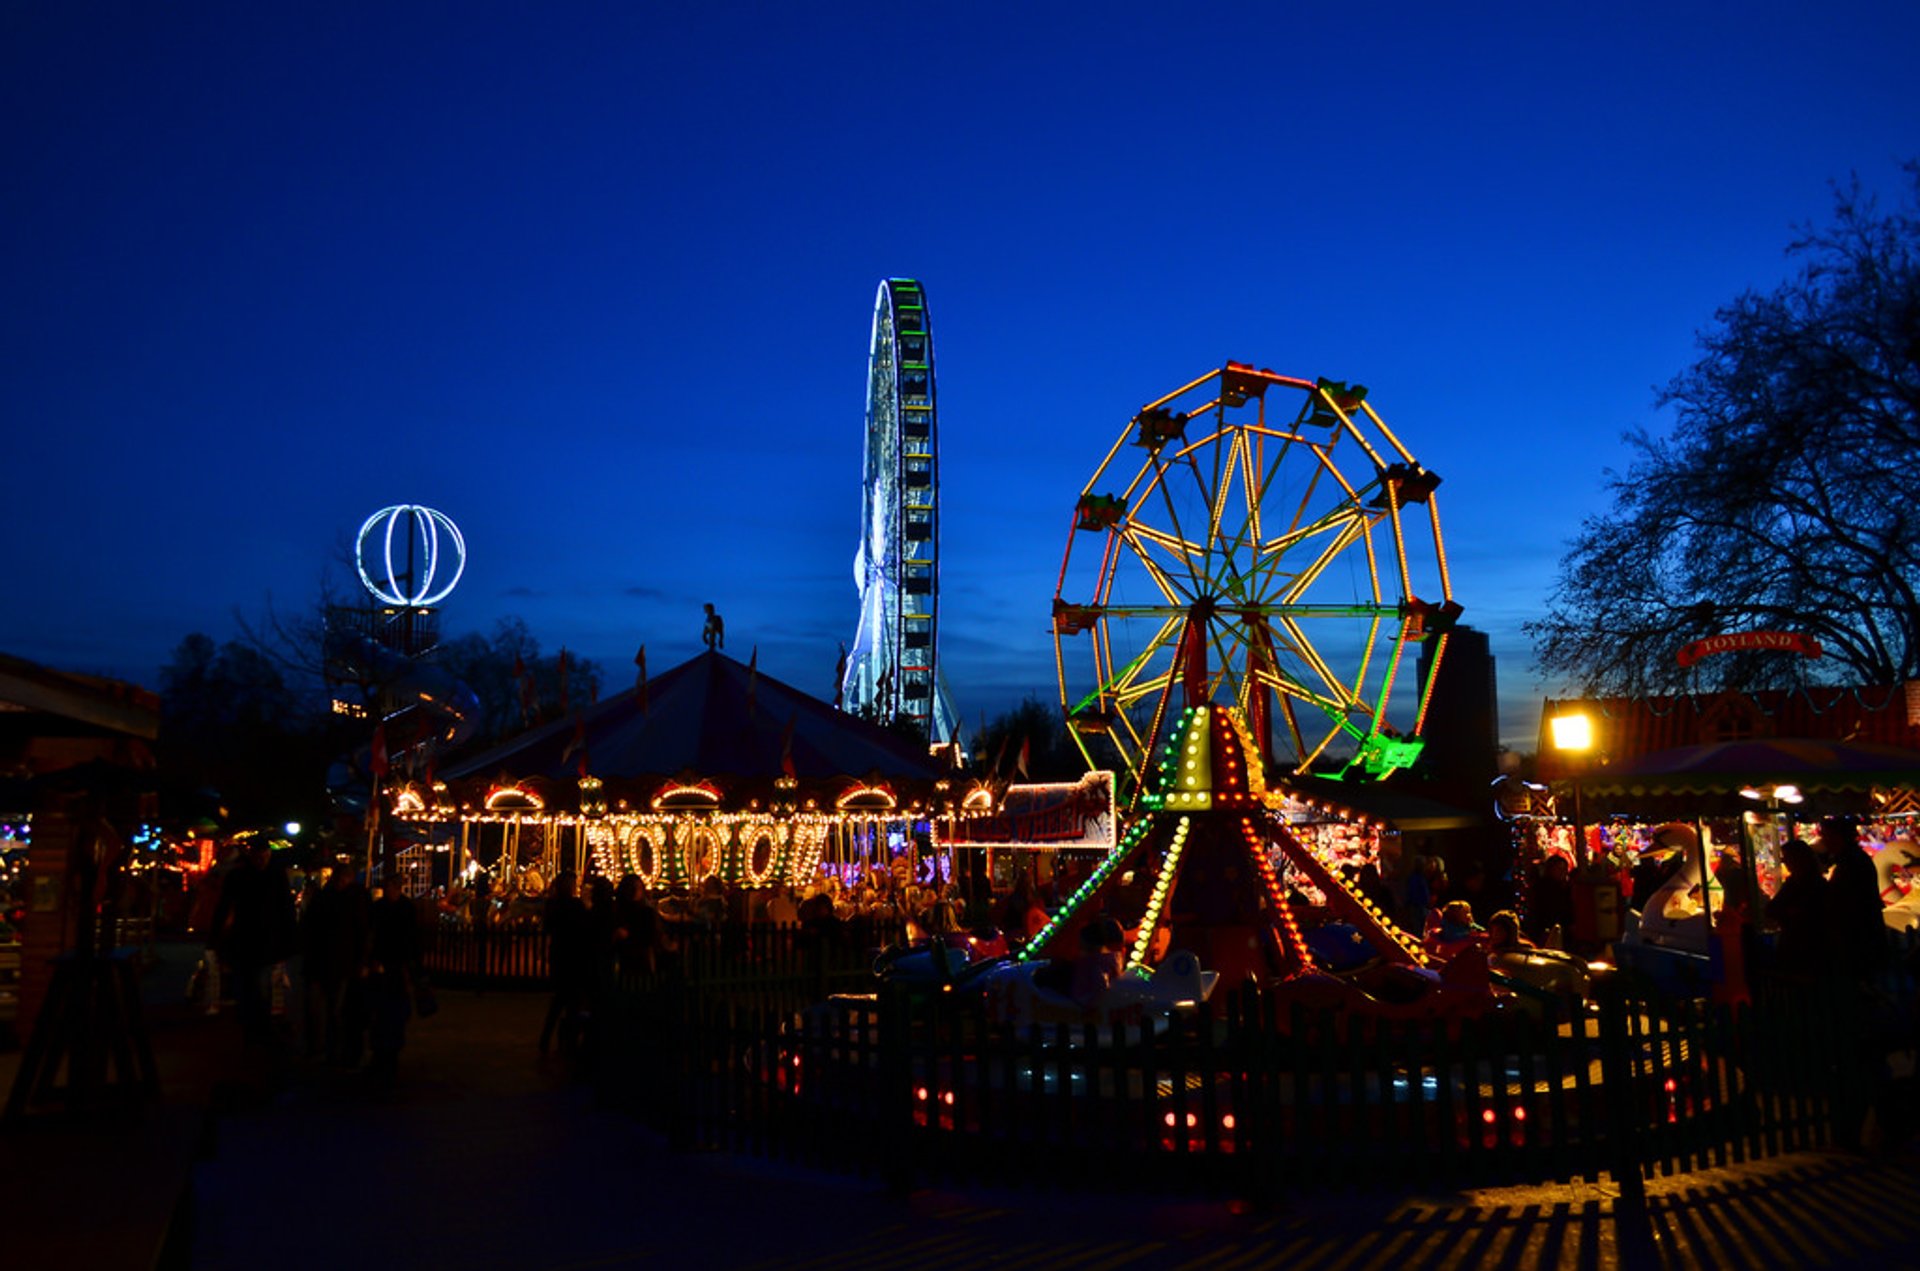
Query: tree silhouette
xmin=971 ymin=696 xmax=1082 ymax=782
xmin=1529 ymin=163 xmax=1920 ymax=694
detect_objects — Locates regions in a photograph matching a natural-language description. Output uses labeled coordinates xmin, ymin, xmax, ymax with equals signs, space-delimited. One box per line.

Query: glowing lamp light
xmin=283 ymin=821 xmax=302 ymax=837
xmin=1548 ymin=713 xmax=1593 ymax=753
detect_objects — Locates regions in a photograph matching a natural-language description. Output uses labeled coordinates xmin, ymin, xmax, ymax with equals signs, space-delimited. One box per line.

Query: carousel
xmin=387 ymin=650 xmax=953 ymax=899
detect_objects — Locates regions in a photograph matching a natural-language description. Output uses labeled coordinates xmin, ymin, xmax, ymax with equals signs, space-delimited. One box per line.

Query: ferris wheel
xmin=843 ymin=278 xmax=959 ymax=744
xmin=1054 ymin=362 xmax=1460 ymax=794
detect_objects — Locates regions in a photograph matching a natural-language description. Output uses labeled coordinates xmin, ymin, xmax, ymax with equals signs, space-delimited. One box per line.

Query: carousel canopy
xmin=441 ymin=648 xmax=945 ymax=791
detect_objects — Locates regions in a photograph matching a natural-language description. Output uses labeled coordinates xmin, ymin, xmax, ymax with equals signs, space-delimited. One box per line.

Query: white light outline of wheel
xmin=355 ymin=504 xmax=467 ymax=607
xmin=1053 ymin=364 xmax=1456 ymax=792
xmin=843 ymin=279 xmax=957 ymax=742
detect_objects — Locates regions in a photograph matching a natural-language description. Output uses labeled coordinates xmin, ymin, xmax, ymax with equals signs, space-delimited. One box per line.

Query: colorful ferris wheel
xmin=1053 ymin=362 xmax=1460 ymax=795
xmin=843 ymin=279 xmax=959 ymax=744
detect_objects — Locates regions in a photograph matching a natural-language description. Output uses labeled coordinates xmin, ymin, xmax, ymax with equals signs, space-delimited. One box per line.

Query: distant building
xmin=1416 ymin=624 xmax=1498 ymax=791
xmin=1535 ymin=682 xmax=1920 ymax=782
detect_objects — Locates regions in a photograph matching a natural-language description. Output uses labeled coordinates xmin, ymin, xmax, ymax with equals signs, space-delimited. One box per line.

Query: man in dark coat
xmin=539 ymin=871 xmax=593 ymax=1056
xmin=300 ymin=861 xmax=370 ymax=1064
xmin=365 ymin=878 xmax=422 ymax=1084
xmin=1820 ymin=817 xmax=1887 ymax=981
xmin=208 ymin=839 xmax=297 ymax=1048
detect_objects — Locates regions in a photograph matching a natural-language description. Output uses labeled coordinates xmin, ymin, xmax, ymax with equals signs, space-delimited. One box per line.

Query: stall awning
xmin=1581 ymin=738 xmax=1920 ymax=797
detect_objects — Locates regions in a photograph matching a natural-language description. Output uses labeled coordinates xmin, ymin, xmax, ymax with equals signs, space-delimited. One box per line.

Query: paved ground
xmin=6 ymin=947 xmax=1920 ymax=1270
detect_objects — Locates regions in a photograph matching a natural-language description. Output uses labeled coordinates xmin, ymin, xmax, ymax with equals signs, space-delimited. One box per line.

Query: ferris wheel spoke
xmin=1258 ymin=501 xmax=1369 ymax=563
xmin=1272 ymin=614 xmax=1367 ymax=708
xmin=1118 ymin=535 xmax=1197 ymax=608
xmin=1124 ymin=522 xmax=1209 ymax=581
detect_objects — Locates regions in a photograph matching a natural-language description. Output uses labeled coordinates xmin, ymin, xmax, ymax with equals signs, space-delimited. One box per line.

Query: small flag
xmin=989 ymin=732 xmax=1009 ymax=777
xmin=513 ymin=655 xmax=536 ymax=727
xmin=1016 ymin=736 xmax=1031 ymax=780
xmin=634 ymin=644 xmax=648 ymax=713
xmin=780 ymin=713 xmax=797 ymax=779
xmin=832 ymin=642 xmax=847 ymax=710
xmin=561 ymin=714 xmax=585 ymax=766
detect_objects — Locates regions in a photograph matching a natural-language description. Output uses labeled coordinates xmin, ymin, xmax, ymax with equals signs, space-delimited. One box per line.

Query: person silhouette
xmin=702 ymin=603 xmax=725 ymax=650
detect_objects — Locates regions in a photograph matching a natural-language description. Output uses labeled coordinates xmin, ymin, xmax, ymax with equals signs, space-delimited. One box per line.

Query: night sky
xmin=4 ymin=3 xmax=1916 ymax=749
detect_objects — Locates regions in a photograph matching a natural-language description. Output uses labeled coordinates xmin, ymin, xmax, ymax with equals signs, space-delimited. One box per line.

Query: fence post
xmin=1597 ymin=974 xmax=1661 ymax=1264
xmin=665 ymin=974 xmax=694 ymax=1153
xmin=1597 ymin=975 xmax=1645 ymax=1203
xmin=878 ymin=981 xmax=914 ymax=1198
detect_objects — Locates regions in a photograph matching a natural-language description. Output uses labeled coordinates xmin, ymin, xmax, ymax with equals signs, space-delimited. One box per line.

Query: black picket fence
xmin=419 ymin=922 xmax=550 ymax=987
xmin=421 ymin=918 xmax=909 ymax=994
xmin=596 ymin=967 xmax=1907 ymax=1199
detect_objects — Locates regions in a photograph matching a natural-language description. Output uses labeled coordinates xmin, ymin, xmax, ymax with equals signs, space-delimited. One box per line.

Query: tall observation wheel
xmin=1054 ymin=363 xmax=1459 ymax=796
xmin=844 ymin=278 xmax=959 ymax=745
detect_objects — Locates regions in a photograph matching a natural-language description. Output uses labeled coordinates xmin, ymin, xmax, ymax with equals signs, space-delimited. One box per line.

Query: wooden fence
xmin=421 ymin=917 xmax=908 ymax=994
xmin=601 ymin=967 xmax=1900 ymax=1198
xmin=420 ymin=923 xmax=550 ymax=988
xmin=428 ymin=918 xmax=1913 ymax=1196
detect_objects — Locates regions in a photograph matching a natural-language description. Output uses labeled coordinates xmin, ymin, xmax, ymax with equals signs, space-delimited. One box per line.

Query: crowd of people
xmin=189 ymin=811 xmax=1907 ymax=1085
xmin=198 ymin=848 xmax=427 ymax=1085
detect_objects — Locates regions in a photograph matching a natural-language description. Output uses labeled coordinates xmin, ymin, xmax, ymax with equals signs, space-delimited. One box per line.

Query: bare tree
xmin=1529 ymin=163 xmax=1920 ymax=695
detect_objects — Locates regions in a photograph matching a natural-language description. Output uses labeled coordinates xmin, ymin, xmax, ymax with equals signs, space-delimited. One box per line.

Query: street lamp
xmin=1549 ymin=712 xmax=1594 ymax=866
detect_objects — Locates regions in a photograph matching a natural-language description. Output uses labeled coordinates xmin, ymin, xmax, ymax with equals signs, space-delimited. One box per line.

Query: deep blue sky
xmin=4 ymin=2 xmax=1916 ymax=749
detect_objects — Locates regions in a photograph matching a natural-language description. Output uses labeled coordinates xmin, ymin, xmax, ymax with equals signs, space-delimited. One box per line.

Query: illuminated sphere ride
xmin=1053 ymin=363 xmax=1459 ymax=795
xmin=355 ymin=504 xmax=467 ymax=607
xmin=844 ymin=279 xmax=959 ymax=744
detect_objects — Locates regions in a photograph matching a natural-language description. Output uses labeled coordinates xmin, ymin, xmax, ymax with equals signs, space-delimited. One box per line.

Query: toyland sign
xmin=941 ymin=771 xmax=1117 ymax=851
xmin=1676 ymin=630 xmax=1824 ymax=668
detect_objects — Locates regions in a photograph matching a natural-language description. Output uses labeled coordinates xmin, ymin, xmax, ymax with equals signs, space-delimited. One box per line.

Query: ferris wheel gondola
xmin=1054 ymin=362 xmax=1459 ymax=796
xmin=843 ymin=279 xmax=959 ymax=745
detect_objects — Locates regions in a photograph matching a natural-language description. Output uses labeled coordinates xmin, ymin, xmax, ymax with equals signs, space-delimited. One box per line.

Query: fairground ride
xmin=844 ymin=278 xmax=960 ymax=746
xmin=1053 ymin=363 xmax=1459 ymax=799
